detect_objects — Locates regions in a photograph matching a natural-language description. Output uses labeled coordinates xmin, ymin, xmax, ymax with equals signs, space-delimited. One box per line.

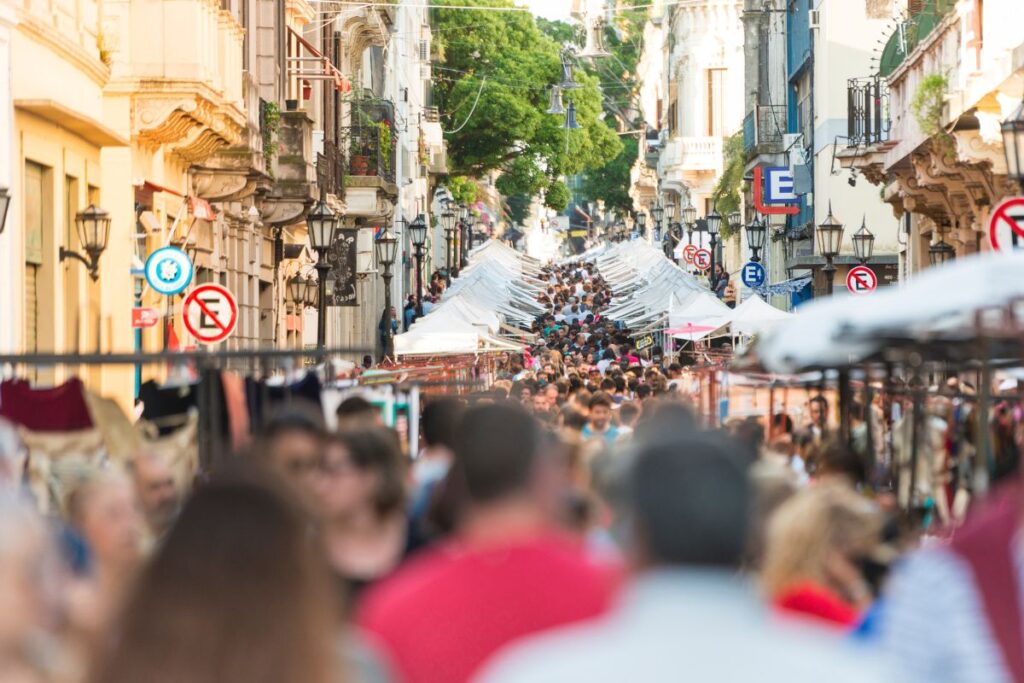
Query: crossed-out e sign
xmin=846 ymin=265 xmax=877 ymax=295
xmin=183 ymin=284 xmax=238 ymax=345
xmin=989 ymin=197 xmax=1024 ymax=252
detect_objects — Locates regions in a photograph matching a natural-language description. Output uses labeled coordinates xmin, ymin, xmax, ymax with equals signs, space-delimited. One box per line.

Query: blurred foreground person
xmin=358 ymin=403 xmax=614 ymax=683
xmin=127 ymin=452 xmax=180 ymax=543
xmin=479 ymin=431 xmax=882 ymax=683
xmin=0 ymin=493 xmax=64 ymax=683
xmin=255 ymin=406 xmax=325 ymax=502
xmin=86 ymin=472 xmax=340 ymax=683
xmin=761 ymin=484 xmax=883 ymax=628
xmin=882 ymin=481 xmax=1024 ymax=683
xmin=317 ymin=428 xmax=415 ymax=606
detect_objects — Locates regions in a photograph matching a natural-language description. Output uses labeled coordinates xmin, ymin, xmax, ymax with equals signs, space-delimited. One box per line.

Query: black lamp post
xmin=652 ymin=203 xmax=664 ymax=241
xmin=288 ymin=274 xmax=307 ymax=307
xmin=746 ymin=214 xmax=766 ymax=262
xmin=683 ymin=204 xmax=697 ymax=244
xmin=459 ymin=203 xmax=470 ymax=268
xmin=306 ymin=199 xmax=340 ymax=349
xmin=304 ymin=276 xmax=319 ymax=309
xmin=439 ymin=203 xmax=456 ymax=283
xmin=929 ymin=238 xmax=956 ymax=266
xmin=60 ymin=204 xmax=111 ymax=281
xmin=375 ymin=230 xmax=398 ymax=359
xmin=636 ymin=211 xmax=647 ymax=239
xmin=816 ymin=203 xmax=844 ymax=296
xmin=1001 ymin=95 xmax=1024 ymax=188
xmin=409 ymin=214 xmax=428 ymax=315
xmin=728 ymin=211 xmax=742 ymax=235
xmin=851 ymin=216 xmax=875 ymax=264
xmin=706 ymin=207 xmax=722 ymax=276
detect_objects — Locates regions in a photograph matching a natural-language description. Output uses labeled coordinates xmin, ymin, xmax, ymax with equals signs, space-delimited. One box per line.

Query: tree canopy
xmin=433 ymin=0 xmax=622 ymax=206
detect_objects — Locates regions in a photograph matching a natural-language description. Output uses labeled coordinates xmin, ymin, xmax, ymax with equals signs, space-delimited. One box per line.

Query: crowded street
xmin=4 ymin=0 xmax=1024 ymax=681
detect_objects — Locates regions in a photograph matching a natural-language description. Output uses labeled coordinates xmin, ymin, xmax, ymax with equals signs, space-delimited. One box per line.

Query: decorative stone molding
xmin=132 ymin=86 xmax=245 ymax=165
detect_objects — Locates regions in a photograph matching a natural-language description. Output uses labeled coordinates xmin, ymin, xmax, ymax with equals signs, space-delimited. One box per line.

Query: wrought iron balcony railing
xmin=846 ymin=76 xmax=890 ymax=147
xmin=743 ymin=104 xmax=786 ymax=157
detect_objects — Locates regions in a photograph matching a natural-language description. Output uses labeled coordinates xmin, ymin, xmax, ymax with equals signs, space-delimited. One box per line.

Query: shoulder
xmin=357 ymin=545 xmax=456 ymax=630
xmin=475 ymin=619 xmax=619 ymax=683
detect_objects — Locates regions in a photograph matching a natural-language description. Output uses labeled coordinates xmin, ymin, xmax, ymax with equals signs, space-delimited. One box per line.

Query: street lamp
xmin=636 ymin=211 xmax=647 ymax=238
xmin=682 ymin=203 xmax=697 ymax=245
xmin=60 ymin=204 xmax=112 ymax=281
xmin=305 ymin=199 xmax=340 ymax=349
xmin=304 ymin=276 xmax=319 ymax=309
xmin=409 ymin=214 xmax=428 ymax=314
xmin=375 ymin=230 xmax=398 ymax=359
xmin=652 ymin=203 xmax=665 ymax=241
xmin=706 ymin=207 xmax=722 ymax=276
xmin=1001 ymin=95 xmax=1024 ymax=187
xmin=746 ymin=214 xmax=767 ymax=262
xmin=816 ymin=203 xmax=844 ymax=296
xmin=728 ymin=211 xmax=742 ymax=235
xmin=929 ymin=239 xmax=956 ymax=266
xmin=288 ymin=274 xmax=307 ymax=306
xmin=439 ymin=203 xmax=457 ymax=284
xmin=851 ymin=216 xmax=875 ymax=264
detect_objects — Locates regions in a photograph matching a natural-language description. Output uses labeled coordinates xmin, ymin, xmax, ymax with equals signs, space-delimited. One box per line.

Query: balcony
xmin=846 ymin=77 xmax=890 ymax=147
xmin=743 ymin=105 xmax=786 ymax=160
xmin=878 ymin=0 xmax=956 ymax=78
xmin=344 ymin=124 xmax=396 ymax=183
xmin=658 ymin=136 xmax=723 ymax=193
xmin=339 ymin=99 xmax=398 ymax=220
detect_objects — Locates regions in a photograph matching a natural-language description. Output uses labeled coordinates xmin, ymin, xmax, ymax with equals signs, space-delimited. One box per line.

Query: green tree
xmin=505 ymin=193 xmax=532 ymax=225
xmin=710 ymin=133 xmax=744 ymax=239
xmin=434 ymin=0 xmax=621 ymax=201
xmin=544 ymin=180 xmax=570 ymax=212
xmin=579 ymin=136 xmax=637 ymax=213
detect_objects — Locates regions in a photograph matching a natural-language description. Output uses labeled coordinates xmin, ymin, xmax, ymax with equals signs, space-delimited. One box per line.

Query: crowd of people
xmin=1 ymin=258 xmax=1022 ymax=683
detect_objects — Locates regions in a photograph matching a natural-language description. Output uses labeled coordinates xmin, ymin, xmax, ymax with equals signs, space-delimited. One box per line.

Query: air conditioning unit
xmin=808 ymin=9 xmax=820 ymax=29
xmin=419 ymin=39 xmax=429 ymax=62
xmin=420 ymin=64 xmax=431 ymax=80
xmin=782 ymin=133 xmax=803 ymax=152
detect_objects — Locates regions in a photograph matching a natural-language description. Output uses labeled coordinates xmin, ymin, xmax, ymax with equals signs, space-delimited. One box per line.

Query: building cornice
xmin=17 ymin=12 xmax=109 ymax=86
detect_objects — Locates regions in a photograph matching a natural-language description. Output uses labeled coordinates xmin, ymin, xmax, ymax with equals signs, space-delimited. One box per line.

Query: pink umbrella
xmin=666 ymin=323 xmax=718 ymax=336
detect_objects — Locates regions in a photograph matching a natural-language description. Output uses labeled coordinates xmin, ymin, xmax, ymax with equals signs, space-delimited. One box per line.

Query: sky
xmin=522 ymin=0 xmax=572 ymax=21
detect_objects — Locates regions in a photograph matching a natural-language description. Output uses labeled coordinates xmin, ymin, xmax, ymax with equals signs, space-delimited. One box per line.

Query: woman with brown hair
xmin=315 ymin=427 xmax=417 ymax=606
xmin=86 ymin=472 xmax=340 ymax=683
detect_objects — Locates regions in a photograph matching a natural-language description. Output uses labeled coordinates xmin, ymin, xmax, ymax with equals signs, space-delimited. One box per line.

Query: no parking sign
xmin=182 ymin=284 xmax=238 ymax=345
xmin=846 ymin=265 xmax=877 ymax=295
xmin=682 ymin=244 xmax=698 ymax=264
xmin=693 ymin=248 xmax=712 ymax=271
xmin=988 ymin=197 xmax=1024 ymax=252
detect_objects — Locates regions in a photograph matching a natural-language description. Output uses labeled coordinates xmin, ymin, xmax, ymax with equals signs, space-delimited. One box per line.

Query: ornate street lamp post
xmin=851 ymin=217 xmax=875 ymax=264
xmin=816 ymin=204 xmax=844 ymax=296
xmin=929 ymin=238 xmax=956 ymax=266
xmin=652 ymin=203 xmax=664 ymax=241
xmin=375 ymin=230 xmax=398 ymax=359
xmin=1001 ymin=95 xmax=1024 ymax=188
xmin=439 ymin=202 xmax=456 ymax=284
xmin=706 ymin=207 xmax=722 ymax=276
xmin=745 ymin=214 xmax=766 ymax=262
xmin=305 ymin=199 xmax=340 ymax=349
xmin=409 ymin=214 xmax=428 ymax=315
xmin=683 ymin=204 xmax=697 ymax=245
xmin=636 ymin=211 xmax=646 ymax=239
xmin=60 ymin=204 xmax=112 ymax=281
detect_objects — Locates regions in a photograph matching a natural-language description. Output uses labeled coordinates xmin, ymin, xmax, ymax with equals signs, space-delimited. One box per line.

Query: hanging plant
xmin=261 ymin=100 xmax=282 ymax=176
xmin=377 ymin=121 xmax=392 ymax=172
xmin=911 ymin=74 xmax=948 ymax=136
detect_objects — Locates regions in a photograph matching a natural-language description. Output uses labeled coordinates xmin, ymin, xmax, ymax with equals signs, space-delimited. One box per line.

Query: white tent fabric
xmin=394 ymin=239 xmax=534 ymax=357
xmin=730 ymin=294 xmax=793 ymax=337
xmin=753 ymin=251 xmax=1024 ymax=373
xmin=668 ymin=290 xmax=734 ymax=341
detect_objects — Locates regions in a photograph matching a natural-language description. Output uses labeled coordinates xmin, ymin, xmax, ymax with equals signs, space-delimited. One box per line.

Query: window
xmin=795 ymin=73 xmax=812 ymax=146
xmin=24 ymin=162 xmax=48 ymax=358
xmin=706 ymin=69 xmax=727 ymax=136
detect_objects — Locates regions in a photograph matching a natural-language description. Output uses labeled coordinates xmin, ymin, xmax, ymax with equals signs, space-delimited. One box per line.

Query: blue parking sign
xmin=741 ymin=261 xmax=766 ymax=288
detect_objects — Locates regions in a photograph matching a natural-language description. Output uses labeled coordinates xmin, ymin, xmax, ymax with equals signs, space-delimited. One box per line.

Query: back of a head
xmin=630 ymin=430 xmax=750 ymax=568
xmin=335 ymin=395 xmax=378 ymax=428
xmin=89 ymin=470 xmax=337 ymax=683
xmin=455 ymin=402 xmax=540 ymax=504
xmin=634 ymin=399 xmax=698 ymax=445
xmin=421 ymin=398 xmax=465 ymax=449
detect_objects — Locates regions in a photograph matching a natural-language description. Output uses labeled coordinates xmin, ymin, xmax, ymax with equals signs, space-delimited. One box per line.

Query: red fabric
xmin=950 ymin=482 xmax=1024 ymax=683
xmin=0 ymin=378 xmax=93 ymax=432
xmin=773 ymin=582 xmax=861 ymax=628
xmin=357 ymin=533 xmax=616 ymax=683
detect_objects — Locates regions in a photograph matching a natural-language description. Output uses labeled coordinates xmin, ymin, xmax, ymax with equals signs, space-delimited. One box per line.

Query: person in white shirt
xmin=477 ymin=431 xmax=884 ymax=683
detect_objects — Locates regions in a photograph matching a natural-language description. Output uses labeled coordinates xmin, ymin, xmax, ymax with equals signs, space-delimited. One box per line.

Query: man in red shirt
xmin=357 ymin=402 xmax=615 ymax=683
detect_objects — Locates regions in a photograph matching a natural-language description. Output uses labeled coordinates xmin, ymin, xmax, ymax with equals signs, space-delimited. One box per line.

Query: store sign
xmin=328 ymin=232 xmax=358 ymax=307
xmin=753 ymin=166 xmax=800 ymax=216
xmin=635 ymin=334 xmax=655 ymax=351
xmin=132 ymin=307 xmax=160 ymax=328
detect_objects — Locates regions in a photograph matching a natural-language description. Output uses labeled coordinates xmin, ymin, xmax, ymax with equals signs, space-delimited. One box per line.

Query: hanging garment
xmin=893 ymin=412 xmax=951 ymax=525
xmin=244 ymin=373 xmax=322 ymax=428
xmin=221 ymin=373 xmax=250 ymax=452
xmin=83 ymin=391 xmax=142 ymax=461
xmin=0 ymin=378 xmax=93 ymax=432
xmin=139 ymin=380 xmax=198 ymax=435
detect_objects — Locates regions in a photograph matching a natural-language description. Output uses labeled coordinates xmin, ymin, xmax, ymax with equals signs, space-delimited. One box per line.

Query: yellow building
xmin=6 ymin=0 xmax=134 ymax=408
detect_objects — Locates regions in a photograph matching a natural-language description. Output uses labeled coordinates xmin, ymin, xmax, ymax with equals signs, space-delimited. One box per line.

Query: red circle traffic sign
xmin=846 ymin=265 xmax=877 ymax=295
xmin=182 ymin=284 xmax=238 ymax=344
xmin=693 ymin=248 xmax=712 ymax=271
xmin=682 ymin=244 xmax=698 ymax=263
xmin=989 ymin=197 xmax=1024 ymax=252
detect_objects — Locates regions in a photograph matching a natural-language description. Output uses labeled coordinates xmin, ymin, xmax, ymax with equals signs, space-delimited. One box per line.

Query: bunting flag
xmin=754 ymin=275 xmax=812 ymax=297
xmin=189 ymin=196 xmax=216 ymax=221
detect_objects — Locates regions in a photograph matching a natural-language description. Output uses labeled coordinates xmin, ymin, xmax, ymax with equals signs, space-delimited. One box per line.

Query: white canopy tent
xmin=730 ymin=294 xmax=794 ymax=338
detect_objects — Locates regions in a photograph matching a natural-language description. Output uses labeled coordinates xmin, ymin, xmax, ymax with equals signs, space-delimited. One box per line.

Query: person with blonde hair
xmin=761 ymin=483 xmax=883 ymax=628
